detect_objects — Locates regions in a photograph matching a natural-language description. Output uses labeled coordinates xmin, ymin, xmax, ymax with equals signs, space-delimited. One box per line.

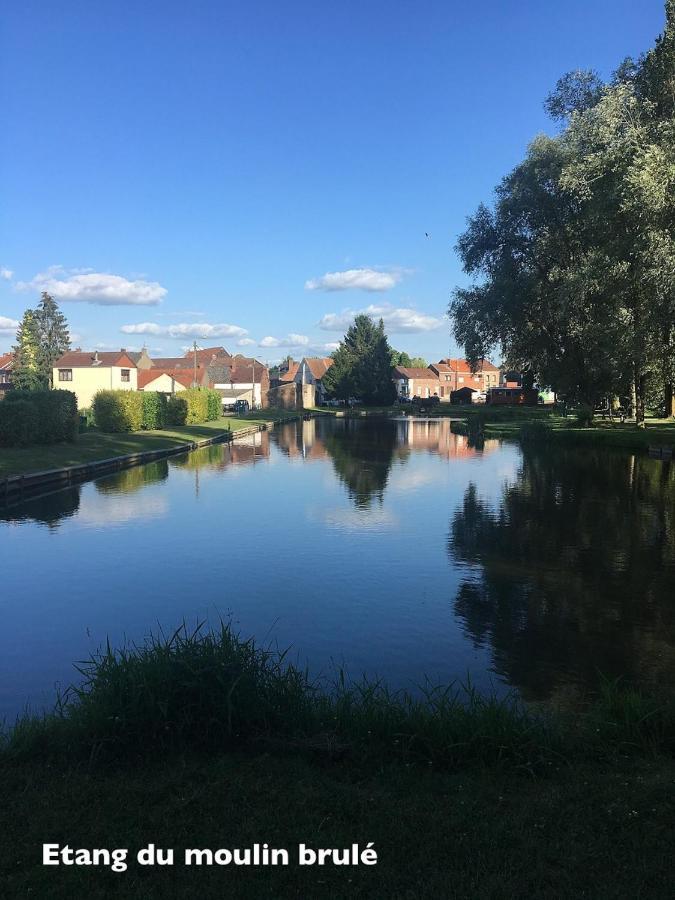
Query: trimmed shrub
xmin=93 ymin=390 xmax=144 ymax=433
xmin=206 ymin=388 xmax=221 ymax=421
xmin=141 ymin=391 xmax=168 ymax=430
xmin=5 ymin=389 xmax=78 ymax=444
xmin=166 ymin=395 xmax=188 ymax=426
xmin=183 ymin=388 xmax=209 ymax=424
xmin=0 ymin=399 xmax=39 ymax=447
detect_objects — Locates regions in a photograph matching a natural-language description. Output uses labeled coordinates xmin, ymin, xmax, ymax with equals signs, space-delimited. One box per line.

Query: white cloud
xmin=318 ymin=304 xmax=445 ymax=334
xmin=0 ymin=315 xmax=19 ymax=335
xmin=17 ymin=266 xmax=167 ymax=306
xmin=1 ymin=267 xmax=13 ymax=280
xmin=120 ymin=321 xmax=248 ymax=339
xmin=305 ymin=268 xmax=402 ymax=292
xmin=259 ymin=333 xmax=310 ymax=348
xmin=237 ymin=338 xmax=256 ymax=347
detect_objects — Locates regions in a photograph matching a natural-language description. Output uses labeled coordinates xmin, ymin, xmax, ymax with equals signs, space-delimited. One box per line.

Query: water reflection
xmin=449 ymin=448 xmax=675 ymax=701
xmin=0 ymin=485 xmax=81 ymax=528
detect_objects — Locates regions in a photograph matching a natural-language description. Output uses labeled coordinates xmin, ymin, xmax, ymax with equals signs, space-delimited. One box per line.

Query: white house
xmin=52 ymin=350 xmax=138 ymax=409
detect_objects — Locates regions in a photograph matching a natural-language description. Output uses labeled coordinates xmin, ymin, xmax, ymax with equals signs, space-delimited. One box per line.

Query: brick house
xmin=393 ymin=366 xmax=441 ymax=400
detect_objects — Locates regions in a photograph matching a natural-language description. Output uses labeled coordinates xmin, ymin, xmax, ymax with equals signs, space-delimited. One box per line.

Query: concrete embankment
xmin=1 ymin=415 xmax=310 ymax=507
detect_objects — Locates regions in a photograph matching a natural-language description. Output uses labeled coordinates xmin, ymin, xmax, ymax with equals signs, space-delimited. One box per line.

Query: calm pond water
xmin=2 ymin=416 xmax=675 ymax=719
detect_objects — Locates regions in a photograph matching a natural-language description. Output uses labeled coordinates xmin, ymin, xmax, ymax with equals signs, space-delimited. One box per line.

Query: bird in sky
xmin=425 ymin=232 xmax=431 ymax=238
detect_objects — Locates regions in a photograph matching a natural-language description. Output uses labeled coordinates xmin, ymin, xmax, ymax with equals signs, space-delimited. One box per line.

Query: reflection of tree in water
xmin=449 ymin=448 xmax=675 ymax=701
xmin=95 ymin=460 xmax=169 ymax=494
xmin=0 ymin=485 xmax=81 ymax=528
xmin=324 ymin=418 xmax=402 ymax=508
xmin=168 ymin=444 xmax=227 ymax=471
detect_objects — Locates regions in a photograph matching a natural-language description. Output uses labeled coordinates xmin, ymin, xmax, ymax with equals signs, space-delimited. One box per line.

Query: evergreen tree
xmin=34 ymin=292 xmax=70 ymax=388
xmin=12 ymin=309 xmax=42 ymax=390
xmin=323 ymin=315 xmax=397 ymax=405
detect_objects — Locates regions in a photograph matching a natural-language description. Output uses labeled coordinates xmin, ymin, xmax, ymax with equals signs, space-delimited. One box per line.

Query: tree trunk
xmin=635 ymin=371 xmax=646 ymax=427
xmin=665 ymin=382 xmax=675 ymax=418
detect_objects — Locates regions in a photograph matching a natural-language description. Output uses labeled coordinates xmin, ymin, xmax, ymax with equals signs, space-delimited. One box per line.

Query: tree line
xmin=451 ymin=2 xmax=675 ymax=423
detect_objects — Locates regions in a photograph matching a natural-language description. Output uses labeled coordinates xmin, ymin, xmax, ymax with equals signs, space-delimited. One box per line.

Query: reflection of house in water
xmin=273 ymin=417 xmax=330 ymax=461
xmin=228 ymin=429 xmax=271 ymax=466
xmin=393 ymin=418 xmax=498 ymax=460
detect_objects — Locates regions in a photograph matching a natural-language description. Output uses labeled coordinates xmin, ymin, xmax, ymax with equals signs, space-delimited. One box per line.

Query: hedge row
xmin=93 ymin=388 xmax=221 ymax=433
xmin=0 ymin=390 xmax=78 ymax=447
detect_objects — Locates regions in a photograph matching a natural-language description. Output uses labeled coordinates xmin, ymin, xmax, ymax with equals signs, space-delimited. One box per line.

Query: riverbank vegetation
xmin=0 ymin=409 xmax=300 ymax=478
xmin=2 ymin=625 xmax=674 ymax=897
xmin=451 ymin=4 xmax=675 ymax=424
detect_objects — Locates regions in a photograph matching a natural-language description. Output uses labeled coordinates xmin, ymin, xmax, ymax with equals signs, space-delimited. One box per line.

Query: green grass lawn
xmin=0 ymin=410 xmax=301 ymax=478
xmin=2 ymin=751 xmax=673 ymax=899
xmin=2 ymin=623 xmax=674 ymax=898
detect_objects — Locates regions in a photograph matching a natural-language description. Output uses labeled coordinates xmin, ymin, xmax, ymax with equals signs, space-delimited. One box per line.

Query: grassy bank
xmin=0 ymin=409 xmax=301 ymax=478
xmin=2 ymin=626 xmax=674 ymax=897
xmin=342 ymin=404 xmax=675 ymax=451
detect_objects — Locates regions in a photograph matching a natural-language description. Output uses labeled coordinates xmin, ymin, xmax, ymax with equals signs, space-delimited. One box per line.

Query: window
xmin=58 ymin=369 xmax=73 ymax=382
xmin=121 ymin=369 xmax=130 ymax=383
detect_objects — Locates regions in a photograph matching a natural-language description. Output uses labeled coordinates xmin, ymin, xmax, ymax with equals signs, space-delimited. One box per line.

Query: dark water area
xmin=2 ymin=416 xmax=674 ymax=719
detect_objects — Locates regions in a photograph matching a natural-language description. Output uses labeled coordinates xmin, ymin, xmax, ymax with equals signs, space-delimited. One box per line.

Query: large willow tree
xmin=451 ymin=1 xmax=675 ymax=420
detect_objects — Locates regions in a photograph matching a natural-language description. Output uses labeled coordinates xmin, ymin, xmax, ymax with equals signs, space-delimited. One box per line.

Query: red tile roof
xmin=279 ymin=362 xmax=299 ymax=382
xmin=54 ymin=350 xmax=137 ymax=368
xmin=0 ymin=352 xmax=13 ymax=370
xmin=230 ymin=365 xmax=266 ymax=383
xmin=438 ymin=357 xmax=499 ymax=372
xmin=394 ymin=366 xmax=439 ymax=379
xmin=138 ymin=369 xmax=197 ymax=390
xmin=184 ymin=346 xmax=230 ymax=360
xmin=304 ymin=357 xmax=333 ymax=380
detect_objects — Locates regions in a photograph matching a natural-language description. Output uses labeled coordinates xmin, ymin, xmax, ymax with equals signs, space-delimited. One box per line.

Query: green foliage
xmin=323 ymin=315 xmax=397 ymax=406
xmin=575 ymin=404 xmax=594 ymax=427
xmin=451 ymin=8 xmax=675 ymax=424
xmin=166 ymin=395 xmax=188 ymax=426
xmin=141 ymin=391 xmax=168 ymax=430
xmin=519 ymin=421 xmax=553 ymax=443
xmin=93 ymin=390 xmax=144 ymax=433
xmin=33 ymin=292 xmax=71 ymax=388
xmin=4 ymin=389 xmax=78 ymax=444
xmin=206 ymin=388 xmax=221 ymax=421
xmin=11 ymin=310 xmax=42 ymax=391
xmin=179 ymin=387 xmax=221 ymax=424
xmin=0 ymin=399 xmax=39 ymax=447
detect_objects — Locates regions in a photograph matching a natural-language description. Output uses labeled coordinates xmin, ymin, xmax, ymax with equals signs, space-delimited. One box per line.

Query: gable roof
xmin=393 ymin=366 xmax=439 ymax=380
xmin=54 ymin=350 xmax=137 ymax=369
xmin=138 ymin=368 xmax=197 ymax=390
xmin=230 ymin=365 xmax=266 ymax=384
xmin=184 ymin=346 xmax=232 ymax=363
xmin=149 ymin=357 xmax=189 ymax=368
xmin=279 ymin=362 xmax=299 ymax=382
xmin=303 ymin=357 xmax=333 ymax=380
xmin=0 ymin=352 xmax=13 ymax=370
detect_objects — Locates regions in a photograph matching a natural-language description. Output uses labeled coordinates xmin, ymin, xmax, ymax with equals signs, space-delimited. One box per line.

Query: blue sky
xmin=0 ymin=0 xmax=666 ymax=363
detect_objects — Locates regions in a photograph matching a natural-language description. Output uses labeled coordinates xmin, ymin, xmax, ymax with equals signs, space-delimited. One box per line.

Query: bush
xmin=206 ymin=389 xmax=221 ymax=421
xmin=575 ymin=404 xmax=594 ymax=427
xmin=4 ymin=389 xmax=78 ymax=444
xmin=181 ymin=388 xmax=222 ymax=424
xmin=0 ymin=399 xmax=39 ymax=447
xmin=166 ymin=395 xmax=188 ymax=426
xmin=93 ymin=390 xmax=144 ymax=433
xmin=141 ymin=392 xmax=168 ymax=430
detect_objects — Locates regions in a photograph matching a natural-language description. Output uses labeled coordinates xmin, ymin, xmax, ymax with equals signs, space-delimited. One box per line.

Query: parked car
xmin=233 ymin=399 xmax=250 ymax=414
xmin=347 ymin=397 xmax=361 ymax=407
